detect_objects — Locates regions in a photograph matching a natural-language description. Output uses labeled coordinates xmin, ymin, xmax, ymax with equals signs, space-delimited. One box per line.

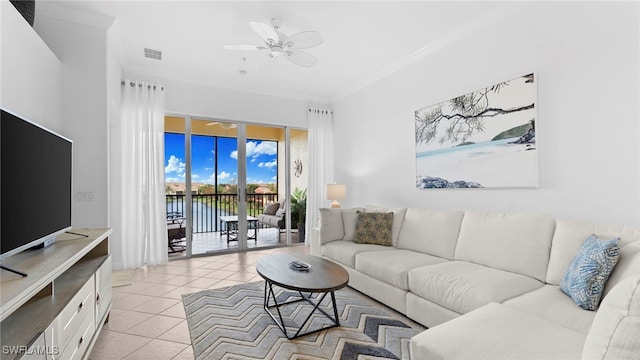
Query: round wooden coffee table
xmin=256 ymin=254 xmax=349 ymax=339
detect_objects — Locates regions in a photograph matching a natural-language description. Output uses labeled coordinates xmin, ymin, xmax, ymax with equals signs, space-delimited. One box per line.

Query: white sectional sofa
xmin=311 ymin=207 xmax=640 ymax=359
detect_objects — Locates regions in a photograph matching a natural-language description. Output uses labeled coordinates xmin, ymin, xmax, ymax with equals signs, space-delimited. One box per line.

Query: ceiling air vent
xmin=144 ymin=48 xmax=162 ymax=60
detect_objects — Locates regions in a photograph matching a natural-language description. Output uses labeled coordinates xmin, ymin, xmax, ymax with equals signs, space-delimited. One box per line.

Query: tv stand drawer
xmin=57 ymin=277 xmax=95 ymax=351
xmin=58 ymin=313 xmax=94 ymax=360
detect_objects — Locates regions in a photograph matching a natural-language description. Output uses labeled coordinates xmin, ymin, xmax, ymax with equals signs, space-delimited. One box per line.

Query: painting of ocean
xmin=415 ymin=74 xmax=538 ymax=189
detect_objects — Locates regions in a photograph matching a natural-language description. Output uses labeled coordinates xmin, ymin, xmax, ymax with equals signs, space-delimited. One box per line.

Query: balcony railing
xmin=166 ymin=193 xmax=280 ymax=233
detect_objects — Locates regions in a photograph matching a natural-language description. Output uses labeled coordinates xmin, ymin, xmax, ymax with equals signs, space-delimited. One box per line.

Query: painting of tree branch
xmin=415 ymin=73 xmax=537 ymax=189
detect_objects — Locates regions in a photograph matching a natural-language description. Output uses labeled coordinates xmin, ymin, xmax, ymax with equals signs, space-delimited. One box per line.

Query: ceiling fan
xmin=206 ymin=121 xmax=236 ymax=129
xmin=224 ymin=18 xmax=323 ymax=68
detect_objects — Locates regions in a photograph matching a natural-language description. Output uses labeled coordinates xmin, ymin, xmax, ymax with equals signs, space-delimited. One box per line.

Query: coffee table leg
xmin=264 ymin=281 xmax=290 ymax=338
xmin=293 ymin=292 xmax=330 ymax=338
xmin=331 ymin=291 xmax=340 ymax=327
xmin=262 ymin=282 xmax=341 ymax=340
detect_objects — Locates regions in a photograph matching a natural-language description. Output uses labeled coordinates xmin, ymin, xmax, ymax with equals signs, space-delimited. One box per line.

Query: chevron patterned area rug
xmin=182 ymin=281 xmax=426 ymax=360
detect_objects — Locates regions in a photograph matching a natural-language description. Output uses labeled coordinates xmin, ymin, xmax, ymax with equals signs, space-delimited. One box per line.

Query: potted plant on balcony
xmin=291 ymin=187 xmax=307 ymax=242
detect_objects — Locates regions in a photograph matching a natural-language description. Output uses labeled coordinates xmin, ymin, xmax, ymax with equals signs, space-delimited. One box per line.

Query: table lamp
xmin=326 ymin=184 xmax=346 ymax=208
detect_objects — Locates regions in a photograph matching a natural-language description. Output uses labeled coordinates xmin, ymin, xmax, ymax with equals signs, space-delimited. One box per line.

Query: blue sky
xmin=164 ymin=133 xmax=278 ymax=184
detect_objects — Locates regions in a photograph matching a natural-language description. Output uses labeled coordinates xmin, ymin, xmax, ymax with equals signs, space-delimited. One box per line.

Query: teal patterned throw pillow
xmin=354 ymin=211 xmax=393 ymax=246
xmin=560 ymin=235 xmax=621 ymax=311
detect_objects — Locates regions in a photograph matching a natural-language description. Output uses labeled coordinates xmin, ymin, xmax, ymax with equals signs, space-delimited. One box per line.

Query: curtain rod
xmin=120 ymin=80 xmax=164 ymax=91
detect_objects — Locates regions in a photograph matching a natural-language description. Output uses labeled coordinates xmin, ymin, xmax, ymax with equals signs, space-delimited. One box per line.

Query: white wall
xmin=35 ymin=12 xmax=111 ymax=229
xmin=332 ymin=2 xmax=640 ymax=226
xmin=0 ymin=2 xmax=63 ymax=132
xmin=123 ymin=74 xmax=309 ymax=127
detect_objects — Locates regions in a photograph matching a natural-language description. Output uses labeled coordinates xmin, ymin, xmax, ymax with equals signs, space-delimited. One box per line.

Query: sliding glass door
xmin=290 ymin=128 xmax=309 ymax=244
xmin=164 ymin=115 xmax=308 ymax=258
xmin=245 ymin=124 xmax=287 ymax=248
xmin=189 ymin=118 xmax=240 ymax=255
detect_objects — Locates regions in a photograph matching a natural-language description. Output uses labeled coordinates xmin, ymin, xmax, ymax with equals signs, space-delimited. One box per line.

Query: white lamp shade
xmin=326 ymin=184 xmax=346 ymax=201
xmin=326 ymin=184 xmax=346 ymax=208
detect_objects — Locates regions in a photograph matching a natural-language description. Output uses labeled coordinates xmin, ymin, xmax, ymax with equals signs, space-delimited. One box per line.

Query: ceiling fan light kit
xmin=224 ymin=18 xmax=323 ymax=68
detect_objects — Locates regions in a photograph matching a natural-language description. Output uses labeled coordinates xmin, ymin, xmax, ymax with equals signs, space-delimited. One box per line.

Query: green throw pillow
xmin=354 ymin=211 xmax=393 ymax=246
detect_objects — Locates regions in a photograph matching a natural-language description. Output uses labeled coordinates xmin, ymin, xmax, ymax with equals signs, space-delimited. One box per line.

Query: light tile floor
xmin=89 ymin=245 xmax=309 ymax=360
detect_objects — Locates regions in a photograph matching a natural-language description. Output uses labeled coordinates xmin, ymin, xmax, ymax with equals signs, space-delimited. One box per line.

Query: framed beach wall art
xmin=415 ymin=73 xmax=537 ymax=189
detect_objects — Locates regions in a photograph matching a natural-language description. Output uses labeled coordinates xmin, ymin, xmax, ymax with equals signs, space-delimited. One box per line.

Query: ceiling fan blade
xmin=250 ymin=21 xmax=279 ymax=43
xmin=257 ymin=53 xmax=278 ymax=69
xmin=206 ymin=121 xmax=236 ymax=129
xmin=224 ymin=44 xmax=264 ymax=50
xmin=285 ymin=31 xmax=323 ymax=49
xmin=285 ymin=50 xmax=317 ymax=67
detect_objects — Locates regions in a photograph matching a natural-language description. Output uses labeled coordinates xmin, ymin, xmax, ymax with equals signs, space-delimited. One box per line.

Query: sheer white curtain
xmin=306 ymin=108 xmax=334 ymax=242
xmin=119 ymin=80 xmax=167 ymax=268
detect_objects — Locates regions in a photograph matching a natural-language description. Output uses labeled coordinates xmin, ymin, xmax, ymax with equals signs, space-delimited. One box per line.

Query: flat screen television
xmin=0 ymin=108 xmax=72 ymax=264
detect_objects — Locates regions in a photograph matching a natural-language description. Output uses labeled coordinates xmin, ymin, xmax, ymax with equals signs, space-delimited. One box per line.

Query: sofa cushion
xmin=354 ymin=211 xmax=393 ymax=246
xmin=411 ymin=303 xmax=586 ymax=360
xmin=408 ymin=261 xmax=543 ymax=314
xmin=582 ymin=275 xmax=640 ymax=360
xmin=364 ymin=207 xmax=407 ymax=247
xmin=257 ymin=214 xmax=283 ymax=228
xmin=355 ymin=249 xmax=447 ymax=290
xmin=341 ymin=208 xmax=363 ymax=241
xmin=503 ymin=285 xmax=596 ymax=334
xmin=560 ymin=235 xmax=621 ymax=310
xmin=454 ymin=211 xmax=555 ymax=282
xmin=319 ymin=208 xmax=344 ymax=244
xmin=321 ymin=241 xmax=389 ymax=268
xmin=396 ymin=208 xmax=464 ymax=260
xmin=546 ymin=218 xmax=640 ymax=291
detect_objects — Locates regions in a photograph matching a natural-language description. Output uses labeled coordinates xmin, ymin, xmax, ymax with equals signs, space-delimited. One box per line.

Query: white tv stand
xmin=0 ymin=228 xmax=112 ymax=360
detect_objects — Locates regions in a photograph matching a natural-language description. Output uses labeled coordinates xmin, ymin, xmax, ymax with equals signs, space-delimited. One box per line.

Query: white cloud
xmin=165 ymin=155 xmax=185 ymax=174
xmin=247 ymin=141 xmax=277 ymax=158
xmin=165 ymin=177 xmax=181 ymax=182
xmin=218 ymin=171 xmax=231 ymax=180
xmin=258 ymin=159 xmax=277 ymax=169
xmin=230 ymin=141 xmax=277 ymax=160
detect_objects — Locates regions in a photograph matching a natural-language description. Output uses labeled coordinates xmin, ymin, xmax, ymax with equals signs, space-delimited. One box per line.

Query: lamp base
xmin=330 ymin=201 xmax=341 ymax=208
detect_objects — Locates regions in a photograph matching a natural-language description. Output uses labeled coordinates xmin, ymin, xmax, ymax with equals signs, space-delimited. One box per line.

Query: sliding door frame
xmin=165 ymin=112 xmax=303 ymax=258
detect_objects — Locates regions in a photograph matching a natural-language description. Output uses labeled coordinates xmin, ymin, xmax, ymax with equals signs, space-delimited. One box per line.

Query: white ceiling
xmin=39 ymin=1 xmax=505 ymax=102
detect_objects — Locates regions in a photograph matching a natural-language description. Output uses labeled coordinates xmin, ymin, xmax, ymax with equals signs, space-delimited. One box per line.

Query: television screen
xmin=0 ymin=109 xmax=72 ymax=260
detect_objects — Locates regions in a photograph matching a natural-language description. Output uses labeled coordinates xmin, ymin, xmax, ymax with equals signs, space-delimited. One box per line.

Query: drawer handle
xmin=96 ymin=292 xmax=101 ymax=304
xmin=79 ymin=336 xmax=84 ymax=345
xmin=78 ymin=301 xmax=84 ymax=310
